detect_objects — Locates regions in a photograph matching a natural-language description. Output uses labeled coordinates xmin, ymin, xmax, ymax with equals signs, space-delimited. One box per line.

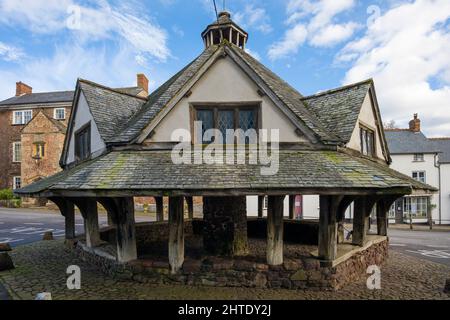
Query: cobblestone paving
xmin=0 ymin=240 xmax=449 ymax=300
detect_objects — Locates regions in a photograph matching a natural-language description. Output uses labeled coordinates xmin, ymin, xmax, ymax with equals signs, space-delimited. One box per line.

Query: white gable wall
xmin=347 ymin=92 xmax=386 ymax=161
xmin=149 ymin=57 xmax=306 ymax=143
xmin=66 ymin=92 xmax=107 ymax=165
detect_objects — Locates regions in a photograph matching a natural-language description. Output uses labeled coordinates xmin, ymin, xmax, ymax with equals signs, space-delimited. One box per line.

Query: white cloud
xmin=0 ymin=0 xmax=170 ymax=62
xmin=234 ymin=4 xmax=273 ymax=34
xmin=268 ymin=0 xmax=359 ymax=60
xmin=338 ymin=0 xmax=450 ymax=136
xmin=268 ymin=24 xmax=308 ymax=60
xmin=0 ymin=42 xmax=25 ymax=61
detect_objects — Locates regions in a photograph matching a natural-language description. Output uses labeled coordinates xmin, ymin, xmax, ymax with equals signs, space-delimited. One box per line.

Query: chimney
xmin=136 ymin=74 xmax=149 ymax=94
xmin=409 ymin=113 xmax=421 ymax=132
xmin=16 ymin=82 xmax=32 ymax=96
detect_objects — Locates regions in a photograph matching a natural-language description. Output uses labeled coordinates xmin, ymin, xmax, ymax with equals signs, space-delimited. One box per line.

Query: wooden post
xmin=72 ymin=198 xmax=101 ymax=248
xmin=98 ymin=197 xmax=137 ymax=263
xmin=155 ymin=196 xmax=164 ymax=222
xmin=318 ymin=195 xmax=343 ymax=261
xmin=257 ymin=196 xmax=264 ymax=218
xmin=115 ymin=198 xmax=137 ymax=263
xmin=169 ymin=196 xmax=184 ymax=274
xmin=49 ymin=197 xmax=75 ymax=240
xmin=352 ymin=197 xmax=377 ymax=246
xmin=186 ymin=196 xmax=194 ymax=220
xmin=267 ymin=195 xmax=285 ymax=265
xmin=288 ymin=195 xmax=295 ymax=220
xmin=376 ymin=196 xmax=398 ymax=237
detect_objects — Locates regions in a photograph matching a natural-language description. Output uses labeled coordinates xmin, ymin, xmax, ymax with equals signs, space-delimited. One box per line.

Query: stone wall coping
xmin=311 ymin=235 xmax=388 ymax=267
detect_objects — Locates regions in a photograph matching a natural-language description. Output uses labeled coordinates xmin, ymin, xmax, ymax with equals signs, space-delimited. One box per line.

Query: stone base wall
xmin=75 ymin=221 xmax=388 ymax=291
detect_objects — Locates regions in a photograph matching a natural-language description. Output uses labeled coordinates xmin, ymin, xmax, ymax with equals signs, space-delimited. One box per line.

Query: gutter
xmin=434 ymin=153 xmax=442 ymax=224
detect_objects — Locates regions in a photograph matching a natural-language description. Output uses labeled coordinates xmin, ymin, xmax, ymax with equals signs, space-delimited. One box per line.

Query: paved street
xmin=388 ymin=228 xmax=450 ymax=267
xmin=0 ymin=208 xmax=152 ymax=247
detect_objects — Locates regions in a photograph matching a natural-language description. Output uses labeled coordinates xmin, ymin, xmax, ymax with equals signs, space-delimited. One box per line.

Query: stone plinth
xmin=202 ymin=196 xmax=248 ymax=256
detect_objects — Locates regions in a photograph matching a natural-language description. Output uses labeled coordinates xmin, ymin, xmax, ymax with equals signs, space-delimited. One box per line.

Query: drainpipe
xmin=434 ymin=153 xmax=442 ymax=225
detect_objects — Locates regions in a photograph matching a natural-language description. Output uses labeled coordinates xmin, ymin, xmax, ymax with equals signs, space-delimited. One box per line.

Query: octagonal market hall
xmin=16 ymin=12 xmax=435 ymax=290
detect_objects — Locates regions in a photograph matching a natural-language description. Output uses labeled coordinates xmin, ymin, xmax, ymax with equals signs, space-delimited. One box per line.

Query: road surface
xmin=388 ymin=228 xmax=450 ymax=267
xmin=0 ymin=208 xmax=152 ymax=247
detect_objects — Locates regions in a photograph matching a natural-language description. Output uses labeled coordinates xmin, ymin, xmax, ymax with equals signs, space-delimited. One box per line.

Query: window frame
xmin=74 ymin=122 xmax=91 ymax=162
xmin=13 ymin=176 xmax=21 ymax=190
xmin=12 ymin=141 xmax=21 ymax=163
xmin=33 ymin=142 xmax=46 ymax=159
xmin=54 ymin=108 xmax=66 ymax=120
xmin=191 ymin=103 xmax=261 ymax=144
xmin=413 ymin=153 xmax=425 ymax=162
xmin=359 ymin=125 xmax=376 ymax=157
xmin=412 ymin=171 xmax=426 ymax=183
xmin=403 ymin=196 xmax=428 ymax=218
xmin=12 ymin=110 xmax=33 ymax=125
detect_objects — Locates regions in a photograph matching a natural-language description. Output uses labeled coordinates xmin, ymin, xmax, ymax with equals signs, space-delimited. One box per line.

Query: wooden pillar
xmin=155 ymin=196 xmax=164 ymax=222
xmin=288 ymin=195 xmax=296 ymax=220
xmin=49 ymin=197 xmax=75 ymax=240
xmin=318 ymin=195 xmax=343 ymax=261
xmin=267 ymin=195 xmax=285 ymax=265
xmin=98 ymin=197 xmax=137 ymax=263
xmin=186 ymin=196 xmax=194 ymax=220
xmin=72 ymin=198 xmax=101 ymax=248
xmin=169 ymin=196 xmax=184 ymax=274
xmin=258 ymin=196 xmax=264 ymax=218
xmin=353 ymin=196 xmax=377 ymax=246
xmin=377 ymin=196 xmax=400 ymax=236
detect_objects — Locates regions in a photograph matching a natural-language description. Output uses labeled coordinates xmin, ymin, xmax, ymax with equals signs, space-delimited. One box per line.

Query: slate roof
xmin=302 ymin=80 xmax=372 ymax=143
xmin=78 ymin=80 xmax=147 ymax=143
xmin=110 ymin=43 xmax=341 ymax=144
xmin=15 ymin=150 xmax=436 ymax=196
xmin=385 ymin=130 xmax=440 ymax=154
xmin=0 ymin=91 xmax=74 ymax=107
xmin=430 ymin=138 xmax=450 ymax=163
xmin=109 ymin=45 xmax=218 ymax=143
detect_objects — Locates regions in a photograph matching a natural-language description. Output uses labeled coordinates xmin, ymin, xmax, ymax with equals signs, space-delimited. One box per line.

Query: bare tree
xmin=384 ymin=120 xmax=398 ymax=130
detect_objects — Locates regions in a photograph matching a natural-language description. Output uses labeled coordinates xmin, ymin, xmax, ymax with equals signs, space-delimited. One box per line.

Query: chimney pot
xmin=16 ymin=82 xmax=32 ymax=96
xmin=137 ymin=74 xmax=149 ymax=95
xmin=409 ymin=113 xmax=421 ymax=132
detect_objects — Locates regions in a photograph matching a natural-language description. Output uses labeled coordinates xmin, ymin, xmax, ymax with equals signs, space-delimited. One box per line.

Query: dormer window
xmin=75 ymin=123 xmax=91 ymax=162
xmin=360 ymin=126 xmax=375 ymax=157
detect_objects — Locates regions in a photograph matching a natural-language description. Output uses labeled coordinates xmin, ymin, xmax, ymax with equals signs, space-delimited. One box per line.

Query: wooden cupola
xmin=201 ymin=11 xmax=248 ymax=49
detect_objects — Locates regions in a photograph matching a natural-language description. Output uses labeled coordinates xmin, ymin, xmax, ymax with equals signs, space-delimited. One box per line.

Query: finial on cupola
xmin=201 ymin=11 xmax=248 ymax=49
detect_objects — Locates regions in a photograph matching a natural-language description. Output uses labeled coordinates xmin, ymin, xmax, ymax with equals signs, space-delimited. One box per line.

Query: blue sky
xmin=1 ymin=0 xmax=450 ymax=136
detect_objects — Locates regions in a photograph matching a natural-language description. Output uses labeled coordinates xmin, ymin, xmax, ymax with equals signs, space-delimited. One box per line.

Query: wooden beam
xmin=155 ymin=196 xmax=164 ymax=221
xmin=169 ymin=196 xmax=184 ymax=274
xmin=257 ymin=196 xmax=264 ymax=218
xmin=352 ymin=196 xmax=378 ymax=246
xmin=318 ymin=195 xmax=344 ymax=261
xmin=48 ymin=197 xmax=75 ymax=240
xmin=288 ymin=195 xmax=295 ymax=220
xmin=267 ymin=195 xmax=285 ymax=265
xmin=115 ymin=198 xmax=137 ymax=263
xmin=185 ymin=196 xmax=194 ymax=220
xmin=72 ymin=198 xmax=100 ymax=248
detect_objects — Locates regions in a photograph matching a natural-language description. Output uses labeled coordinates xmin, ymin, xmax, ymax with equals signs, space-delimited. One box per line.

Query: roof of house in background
xmin=430 ymin=138 xmax=450 ymax=163
xmin=385 ymin=129 xmax=441 ymax=154
xmin=0 ymin=91 xmax=74 ymax=107
xmin=302 ymin=80 xmax=373 ymax=143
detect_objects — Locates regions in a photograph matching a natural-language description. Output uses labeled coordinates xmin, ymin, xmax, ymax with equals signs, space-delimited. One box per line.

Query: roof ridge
xmin=78 ymin=78 xmax=148 ymax=101
xmin=385 ymin=128 xmax=412 ymax=132
xmin=302 ymin=79 xmax=373 ymax=100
